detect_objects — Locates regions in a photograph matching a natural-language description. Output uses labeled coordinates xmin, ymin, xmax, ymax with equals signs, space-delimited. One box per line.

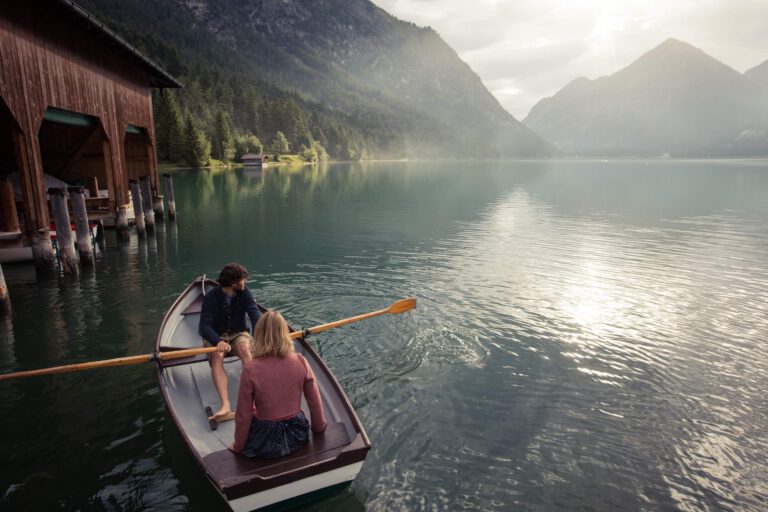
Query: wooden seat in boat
xmin=202 ymin=422 xmax=350 ymax=486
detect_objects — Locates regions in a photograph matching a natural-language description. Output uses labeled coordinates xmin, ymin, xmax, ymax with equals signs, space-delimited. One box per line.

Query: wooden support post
xmin=139 ymin=176 xmax=155 ymax=232
xmin=48 ymin=188 xmax=78 ymax=274
xmin=0 ymin=262 xmax=10 ymax=315
xmin=68 ymin=187 xmax=94 ymax=266
xmin=163 ymin=174 xmax=177 ymax=221
xmin=95 ymin=219 xmax=105 ymax=243
xmin=30 ymin=229 xmax=55 ymax=271
xmin=129 ymin=180 xmax=146 ymax=236
xmin=0 ymin=179 xmax=20 ymax=232
xmin=152 ymin=193 xmax=165 ymax=220
xmin=115 ymin=205 xmax=130 ymax=243
xmin=87 ymin=176 xmax=99 ymax=198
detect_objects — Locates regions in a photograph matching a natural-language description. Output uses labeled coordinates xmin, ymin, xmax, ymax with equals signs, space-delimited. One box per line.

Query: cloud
xmin=373 ymin=0 xmax=768 ymax=119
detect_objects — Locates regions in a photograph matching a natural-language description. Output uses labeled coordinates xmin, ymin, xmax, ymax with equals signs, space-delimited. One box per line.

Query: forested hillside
xmin=78 ymin=0 xmax=555 ymax=164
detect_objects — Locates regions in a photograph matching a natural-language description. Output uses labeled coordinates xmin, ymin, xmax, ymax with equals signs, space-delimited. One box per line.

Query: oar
xmin=290 ymin=297 xmax=416 ymax=338
xmin=0 ymin=297 xmax=416 ymax=381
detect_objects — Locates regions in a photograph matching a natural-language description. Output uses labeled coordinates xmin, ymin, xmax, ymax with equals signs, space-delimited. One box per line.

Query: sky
xmin=371 ymin=0 xmax=768 ymax=120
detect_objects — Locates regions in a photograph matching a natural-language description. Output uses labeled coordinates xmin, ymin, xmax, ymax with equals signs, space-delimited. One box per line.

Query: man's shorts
xmin=204 ymin=331 xmax=253 ymax=349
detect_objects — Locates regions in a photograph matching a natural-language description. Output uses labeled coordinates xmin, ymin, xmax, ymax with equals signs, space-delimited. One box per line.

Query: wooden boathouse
xmin=0 ymin=0 xmax=181 ymax=269
xmin=241 ymin=154 xmax=269 ymax=167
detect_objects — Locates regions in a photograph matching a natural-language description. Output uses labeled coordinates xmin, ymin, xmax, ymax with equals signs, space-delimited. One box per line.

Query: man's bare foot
xmin=210 ymin=404 xmax=232 ymax=420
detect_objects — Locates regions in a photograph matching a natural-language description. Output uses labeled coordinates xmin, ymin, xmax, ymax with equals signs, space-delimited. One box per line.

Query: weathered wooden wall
xmin=0 ymin=3 xmax=159 ymax=231
xmin=124 ymin=132 xmax=153 ymax=182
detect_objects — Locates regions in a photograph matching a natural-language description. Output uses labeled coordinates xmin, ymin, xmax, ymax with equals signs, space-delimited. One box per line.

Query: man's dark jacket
xmin=198 ymin=286 xmax=261 ymax=345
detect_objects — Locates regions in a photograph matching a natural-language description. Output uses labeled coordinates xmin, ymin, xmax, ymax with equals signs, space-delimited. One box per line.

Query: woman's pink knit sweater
xmin=233 ymin=353 xmax=327 ymax=453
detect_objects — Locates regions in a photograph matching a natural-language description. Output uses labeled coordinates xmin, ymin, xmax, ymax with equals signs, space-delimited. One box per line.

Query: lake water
xmin=1 ymin=160 xmax=767 ymax=511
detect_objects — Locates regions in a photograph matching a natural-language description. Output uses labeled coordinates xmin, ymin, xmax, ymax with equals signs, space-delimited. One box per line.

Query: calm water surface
xmin=1 ymin=160 xmax=767 ymax=511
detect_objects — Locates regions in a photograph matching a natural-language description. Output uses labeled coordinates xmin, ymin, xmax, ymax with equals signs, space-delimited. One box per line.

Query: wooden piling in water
xmin=95 ymin=219 xmax=105 ymax=243
xmin=153 ymin=195 xmax=165 ymax=220
xmin=163 ymin=174 xmax=177 ymax=221
xmin=31 ymin=229 xmax=56 ymax=271
xmin=139 ymin=176 xmax=155 ymax=232
xmin=68 ymin=187 xmax=94 ymax=266
xmin=152 ymin=184 xmax=165 ymax=221
xmin=0 ymin=262 xmax=10 ymax=314
xmin=0 ymin=179 xmax=20 ymax=233
xmin=48 ymin=188 xmax=78 ymax=274
xmin=129 ymin=180 xmax=146 ymax=236
xmin=115 ymin=205 xmax=130 ymax=243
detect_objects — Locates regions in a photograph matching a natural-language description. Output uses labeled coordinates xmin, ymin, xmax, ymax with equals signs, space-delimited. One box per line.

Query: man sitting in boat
xmin=199 ymin=263 xmax=261 ymax=420
xmin=231 ymin=311 xmax=327 ymax=457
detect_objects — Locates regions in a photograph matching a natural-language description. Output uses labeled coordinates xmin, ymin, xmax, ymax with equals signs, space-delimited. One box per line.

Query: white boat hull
xmin=227 ymin=462 xmax=363 ymax=512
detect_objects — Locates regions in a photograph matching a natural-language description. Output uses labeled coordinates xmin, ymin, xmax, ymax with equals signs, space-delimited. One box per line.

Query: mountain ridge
xmin=524 ymin=38 xmax=768 ymax=157
xmin=745 ymin=59 xmax=768 ymax=89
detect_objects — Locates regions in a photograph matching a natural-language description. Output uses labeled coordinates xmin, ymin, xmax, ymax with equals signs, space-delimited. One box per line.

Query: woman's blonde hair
xmin=252 ymin=310 xmax=295 ymax=358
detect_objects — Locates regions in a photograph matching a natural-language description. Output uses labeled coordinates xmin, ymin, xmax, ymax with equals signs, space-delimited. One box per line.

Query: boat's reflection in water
xmin=162 ymin=413 xmax=228 ymax=510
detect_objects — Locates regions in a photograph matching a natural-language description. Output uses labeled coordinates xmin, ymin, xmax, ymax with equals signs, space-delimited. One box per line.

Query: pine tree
xmin=271 ymin=131 xmax=290 ymax=156
xmin=167 ymin=93 xmax=185 ymax=162
xmin=211 ymin=111 xmax=235 ymax=162
xmin=184 ymin=116 xmax=211 ymax=167
xmin=152 ymin=91 xmax=170 ymax=161
xmin=245 ymin=96 xmax=260 ymax=134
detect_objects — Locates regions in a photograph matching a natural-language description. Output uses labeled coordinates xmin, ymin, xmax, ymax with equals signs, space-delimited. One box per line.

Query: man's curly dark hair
xmin=218 ymin=263 xmax=248 ymax=288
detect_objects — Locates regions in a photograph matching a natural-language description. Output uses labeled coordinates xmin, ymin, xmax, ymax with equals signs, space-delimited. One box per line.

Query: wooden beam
xmin=12 ymin=130 xmax=48 ymax=230
xmin=87 ymin=176 xmax=99 ymax=198
xmin=0 ymin=179 xmax=20 ymax=233
xmin=102 ymin=139 xmax=117 ymax=208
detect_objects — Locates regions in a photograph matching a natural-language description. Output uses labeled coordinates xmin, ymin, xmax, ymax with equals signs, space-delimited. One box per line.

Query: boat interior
xmin=156 ymin=279 xmax=368 ymax=495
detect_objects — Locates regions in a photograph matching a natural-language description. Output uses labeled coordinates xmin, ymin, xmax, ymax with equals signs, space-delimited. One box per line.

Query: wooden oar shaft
xmin=0 ymin=297 xmax=416 ymax=381
xmin=290 ymin=307 xmax=390 ymax=338
xmin=0 ymin=347 xmax=220 ymax=381
xmin=159 ymin=347 xmax=218 ymax=360
xmin=0 ymin=354 xmax=151 ymax=381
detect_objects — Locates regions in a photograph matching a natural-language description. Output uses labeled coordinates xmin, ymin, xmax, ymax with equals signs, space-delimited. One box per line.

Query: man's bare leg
xmin=234 ymin=341 xmax=252 ymax=364
xmin=210 ymin=351 xmax=231 ymax=419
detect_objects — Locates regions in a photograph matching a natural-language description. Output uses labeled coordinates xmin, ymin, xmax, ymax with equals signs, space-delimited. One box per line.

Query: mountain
xmin=77 ymin=0 xmax=555 ymax=159
xmin=523 ymin=38 xmax=768 ymax=157
xmin=745 ymin=60 xmax=768 ymax=89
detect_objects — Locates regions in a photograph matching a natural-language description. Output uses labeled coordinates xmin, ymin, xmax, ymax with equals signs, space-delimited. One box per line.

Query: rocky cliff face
xmin=524 ymin=39 xmax=768 ymax=157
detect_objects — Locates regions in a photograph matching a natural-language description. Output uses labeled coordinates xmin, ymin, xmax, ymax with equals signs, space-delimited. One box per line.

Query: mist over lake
xmin=1 ymin=160 xmax=767 ymax=511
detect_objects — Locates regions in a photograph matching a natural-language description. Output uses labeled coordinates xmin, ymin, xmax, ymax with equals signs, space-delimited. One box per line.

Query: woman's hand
xmin=217 ymin=341 xmax=232 ymax=353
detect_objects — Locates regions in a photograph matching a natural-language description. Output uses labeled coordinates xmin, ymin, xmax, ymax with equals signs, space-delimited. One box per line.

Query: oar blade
xmin=388 ymin=297 xmax=416 ymax=314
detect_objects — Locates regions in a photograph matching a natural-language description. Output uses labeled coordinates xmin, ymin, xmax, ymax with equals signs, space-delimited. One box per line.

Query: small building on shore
xmin=0 ymin=0 xmax=181 ymax=267
xmin=241 ymin=154 xmax=269 ymax=167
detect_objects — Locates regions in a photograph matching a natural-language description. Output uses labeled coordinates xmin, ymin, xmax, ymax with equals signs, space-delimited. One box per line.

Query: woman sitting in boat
xmin=231 ymin=310 xmax=327 ymax=458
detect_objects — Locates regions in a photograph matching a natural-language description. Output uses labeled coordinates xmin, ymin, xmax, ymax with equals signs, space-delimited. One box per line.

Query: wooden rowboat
xmin=156 ymin=276 xmax=371 ymax=511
